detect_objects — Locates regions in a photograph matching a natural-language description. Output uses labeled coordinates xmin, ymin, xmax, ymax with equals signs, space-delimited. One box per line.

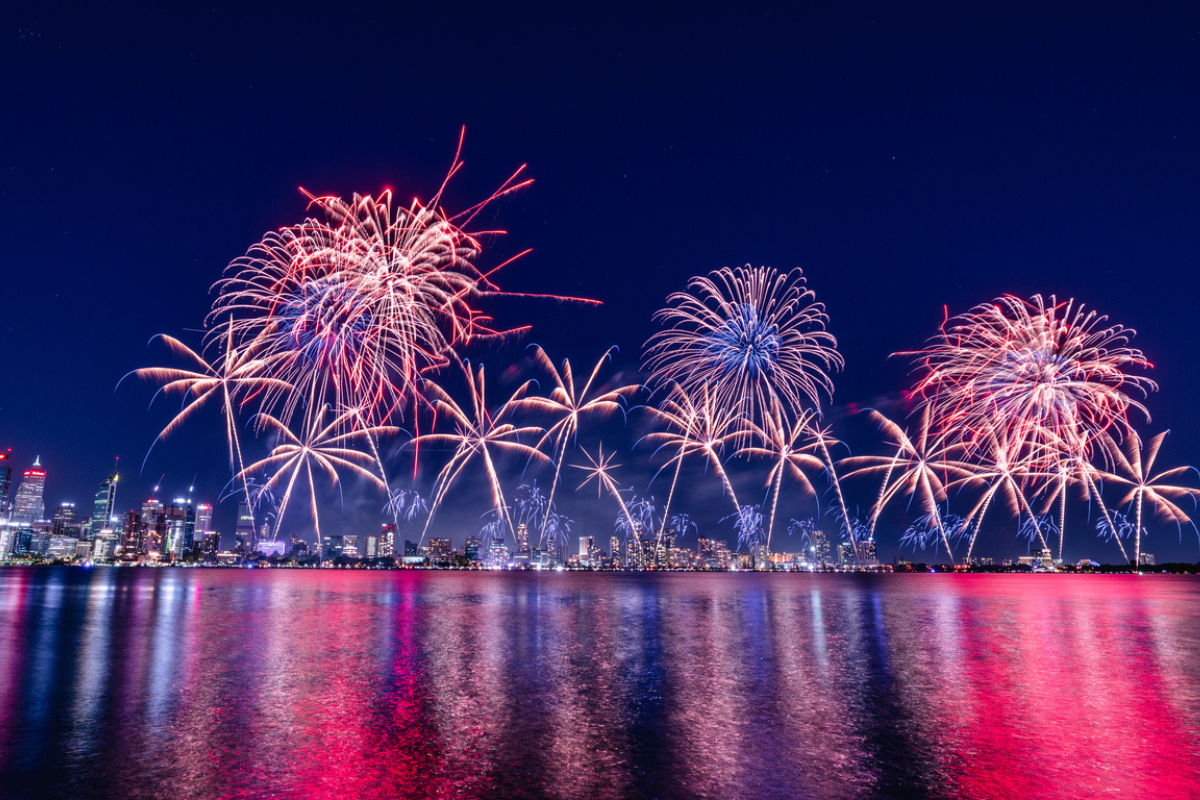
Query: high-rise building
xmin=10 ymin=457 xmax=47 ymax=524
xmin=0 ymin=449 xmax=12 ymax=518
xmin=611 ymin=536 xmax=621 ymax=567
xmin=235 ymin=502 xmax=255 ymax=554
xmin=53 ymin=502 xmax=78 ymax=537
xmin=162 ymin=499 xmax=194 ymax=559
xmin=810 ymin=529 xmax=831 ymax=565
xmin=515 ymin=523 xmax=530 ymax=565
xmin=201 ymin=531 xmax=220 ymax=561
xmin=121 ymin=510 xmax=142 ymax=555
xmin=195 ymin=503 xmax=212 ymax=537
xmin=380 ymin=524 xmax=396 ymax=558
xmin=141 ymin=497 xmax=164 ymax=555
xmin=464 ymin=536 xmax=481 ymax=564
xmin=89 ymin=469 xmax=118 ymax=542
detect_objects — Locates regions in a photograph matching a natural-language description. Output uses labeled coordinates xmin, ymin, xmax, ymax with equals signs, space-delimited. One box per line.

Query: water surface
xmin=2 ymin=568 xmax=1198 ymax=799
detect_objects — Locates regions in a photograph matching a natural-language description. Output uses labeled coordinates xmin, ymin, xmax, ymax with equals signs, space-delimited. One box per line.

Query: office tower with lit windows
xmin=122 ymin=510 xmax=142 ymax=554
xmin=195 ymin=503 xmax=212 ymax=537
xmin=235 ymin=502 xmax=255 ymax=554
xmin=53 ymin=502 xmax=78 ymax=537
xmin=0 ymin=449 xmax=12 ymax=518
xmin=89 ymin=469 xmax=118 ymax=542
xmin=11 ymin=457 xmax=46 ymax=524
xmin=140 ymin=497 xmax=164 ymax=554
xmin=380 ymin=524 xmax=396 ymax=558
xmin=464 ymin=536 xmax=481 ymax=563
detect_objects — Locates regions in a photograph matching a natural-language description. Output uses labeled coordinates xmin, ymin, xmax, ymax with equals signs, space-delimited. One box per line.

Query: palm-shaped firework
xmin=413 ymin=358 xmax=548 ymax=545
xmin=1094 ymin=430 xmax=1200 ymax=568
xmin=239 ymin=404 xmax=396 ymax=550
xmin=841 ymin=407 xmax=974 ymax=563
xmin=516 ymin=346 xmax=639 ymax=549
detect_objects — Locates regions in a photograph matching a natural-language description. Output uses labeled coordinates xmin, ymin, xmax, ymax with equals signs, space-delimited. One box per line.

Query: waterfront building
xmin=343 ymin=534 xmax=360 ymax=558
xmin=10 ymin=457 xmax=46 ymax=524
xmin=488 ymin=541 xmax=509 ymax=569
xmin=404 ymin=539 xmax=418 ymax=557
xmin=578 ymin=535 xmax=594 ymax=567
xmin=161 ymin=499 xmax=195 ymax=559
xmin=324 ymin=534 xmax=344 ymax=559
xmin=92 ymin=531 xmax=119 ymax=562
xmin=811 ymin=529 xmax=831 ymax=565
xmin=195 ymin=503 xmax=212 ymax=537
xmin=363 ymin=534 xmax=378 ymax=559
xmin=0 ymin=449 xmax=12 ymax=518
xmin=1139 ymin=553 xmax=1155 ymax=566
xmin=201 ymin=531 xmax=220 ymax=561
xmin=428 ymin=537 xmax=452 ymax=565
xmin=380 ymin=524 xmax=396 ymax=558
xmin=140 ymin=498 xmax=164 ymax=555
xmin=235 ymin=501 xmax=255 ymax=554
xmin=515 ymin=523 xmax=530 ymax=565
xmin=610 ymin=536 xmax=621 ymax=566
xmin=121 ymin=510 xmax=142 ymax=554
xmin=47 ymin=536 xmax=78 ymax=559
xmin=464 ymin=536 xmax=481 ymax=564
xmin=53 ymin=503 xmax=78 ymax=537
xmin=89 ymin=469 xmax=118 ymax=542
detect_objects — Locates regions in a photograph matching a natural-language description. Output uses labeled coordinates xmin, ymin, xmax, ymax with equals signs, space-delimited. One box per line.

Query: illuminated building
xmin=141 ymin=498 xmax=164 ymax=555
xmin=610 ymin=535 xmax=621 ymax=566
xmin=364 ymin=534 xmax=378 ymax=559
xmin=10 ymin=457 xmax=47 ymax=524
xmin=513 ymin=523 xmax=530 ymax=566
xmin=255 ymin=540 xmax=286 ymax=557
xmin=810 ymin=529 xmax=831 ymax=564
xmin=488 ymin=540 xmax=509 ymax=568
xmin=92 ymin=531 xmax=119 ymax=562
xmin=201 ymin=531 xmax=220 ymax=560
xmin=47 ymin=536 xmax=79 ymax=559
xmin=235 ymin=501 xmax=255 ymax=554
xmin=380 ymin=524 xmax=396 ymax=557
xmin=342 ymin=534 xmax=360 ymax=558
xmin=161 ymin=499 xmax=194 ymax=559
xmin=403 ymin=539 xmax=418 ymax=557
xmin=121 ymin=510 xmax=141 ymax=554
xmin=428 ymin=537 xmax=452 ymax=565
xmin=53 ymin=503 xmax=79 ymax=538
xmin=0 ymin=449 xmax=12 ymax=517
xmin=195 ymin=503 xmax=212 ymax=537
xmin=89 ymin=469 xmax=118 ymax=542
xmin=579 ymin=535 xmax=594 ymax=565
xmin=464 ymin=535 xmax=481 ymax=563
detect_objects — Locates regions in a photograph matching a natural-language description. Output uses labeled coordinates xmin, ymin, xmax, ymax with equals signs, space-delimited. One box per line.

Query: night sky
xmin=4 ymin=4 xmax=1198 ymax=561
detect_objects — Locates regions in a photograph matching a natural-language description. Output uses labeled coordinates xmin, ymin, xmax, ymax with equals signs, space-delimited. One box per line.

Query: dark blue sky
xmin=4 ymin=3 xmax=1198 ymax=561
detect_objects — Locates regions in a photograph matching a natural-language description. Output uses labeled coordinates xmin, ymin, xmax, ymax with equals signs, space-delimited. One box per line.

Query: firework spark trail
xmin=737 ymin=402 xmax=823 ymax=550
xmin=644 ymin=265 xmax=842 ymax=434
xmin=516 ymin=346 xmax=639 ymax=550
xmin=643 ymin=384 xmax=746 ymax=528
xmin=238 ymin=401 xmax=396 ymax=551
xmin=1093 ymin=430 xmax=1200 ymax=569
xmin=906 ymin=294 xmax=1155 ymax=463
xmin=130 ymin=327 xmax=291 ymax=534
xmin=573 ymin=444 xmax=638 ymax=548
xmin=412 ymin=357 xmax=548 ymax=546
xmin=841 ymin=407 xmax=974 ymax=563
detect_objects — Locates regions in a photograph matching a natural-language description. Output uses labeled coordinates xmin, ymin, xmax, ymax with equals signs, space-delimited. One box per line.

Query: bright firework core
xmin=701 ymin=304 xmax=782 ymax=379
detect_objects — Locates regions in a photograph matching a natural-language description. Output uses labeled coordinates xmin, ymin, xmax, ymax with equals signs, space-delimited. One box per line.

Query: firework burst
xmin=644 ymin=265 xmax=842 ymax=428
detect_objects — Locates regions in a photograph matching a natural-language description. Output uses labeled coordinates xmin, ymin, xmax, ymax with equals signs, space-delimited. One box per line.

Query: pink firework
xmin=907 ymin=294 xmax=1156 ymax=465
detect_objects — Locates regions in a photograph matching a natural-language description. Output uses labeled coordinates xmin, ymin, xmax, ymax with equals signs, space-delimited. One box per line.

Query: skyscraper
xmin=195 ymin=503 xmax=213 ymax=537
xmin=235 ymin=502 xmax=255 ymax=554
xmin=53 ymin=502 xmax=79 ymax=537
xmin=89 ymin=469 xmax=118 ymax=542
xmin=141 ymin=497 xmax=164 ymax=555
xmin=0 ymin=449 xmax=12 ymax=518
xmin=10 ymin=457 xmax=46 ymax=524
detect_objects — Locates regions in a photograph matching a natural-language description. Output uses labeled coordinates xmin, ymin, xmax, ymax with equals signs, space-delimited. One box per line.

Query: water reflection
xmin=1 ymin=569 xmax=1200 ymax=799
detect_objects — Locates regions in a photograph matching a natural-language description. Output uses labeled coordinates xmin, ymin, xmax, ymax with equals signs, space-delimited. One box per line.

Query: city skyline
xmin=5 ymin=5 xmax=1199 ymax=561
